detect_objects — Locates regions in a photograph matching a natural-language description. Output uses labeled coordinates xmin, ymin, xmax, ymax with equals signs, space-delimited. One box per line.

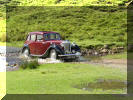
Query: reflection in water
xmin=74 ymin=79 xmax=127 ymax=92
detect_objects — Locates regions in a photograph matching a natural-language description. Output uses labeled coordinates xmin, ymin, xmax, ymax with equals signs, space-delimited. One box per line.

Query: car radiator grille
xmin=62 ymin=43 xmax=71 ymax=54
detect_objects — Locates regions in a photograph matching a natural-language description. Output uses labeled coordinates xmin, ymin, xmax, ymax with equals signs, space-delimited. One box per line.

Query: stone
xmin=104 ymin=44 xmax=109 ymax=49
xmin=101 ymin=49 xmax=108 ymax=53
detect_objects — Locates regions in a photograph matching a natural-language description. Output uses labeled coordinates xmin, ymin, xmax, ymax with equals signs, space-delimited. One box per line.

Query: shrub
xmin=20 ymin=60 xmax=39 ymax=69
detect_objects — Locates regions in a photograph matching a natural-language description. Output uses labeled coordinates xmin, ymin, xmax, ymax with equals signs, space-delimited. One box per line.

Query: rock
xmin=88 ymin=50 xmax=93 ymax=55
xmin=101 ymin=49 xmax=108 ymax=53
xmin=94 ymin=51 xmax=98 ymax=55
xmin=81 ymin=49 xmax=88 ymax=56
xmin=108 ymin=50 xmax=112 ymax=54
xmin=104 ymin=44 xmax=109 ymax=49
xmin=117 ymin=47 xmax=124 ymax=49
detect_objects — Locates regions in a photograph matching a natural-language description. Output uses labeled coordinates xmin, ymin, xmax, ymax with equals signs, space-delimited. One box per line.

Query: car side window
xmin=37 ymin=35 xmax=43 ymax=40
xmin=31 ymin=34 xmax=36 ymax=41
xmin=44 ymin=34 xmax=48 ymax=40
xmin=26 ymin=34 xmax=30 ymax=41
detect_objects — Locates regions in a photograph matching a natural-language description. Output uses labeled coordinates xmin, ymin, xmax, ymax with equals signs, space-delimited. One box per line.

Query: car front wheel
xmin=49 ymin=49 xmax=57 ymax=60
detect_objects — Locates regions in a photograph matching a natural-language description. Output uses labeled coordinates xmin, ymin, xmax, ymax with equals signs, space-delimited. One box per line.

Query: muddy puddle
xmin=74 ymin=79 xmax=127 ymax=92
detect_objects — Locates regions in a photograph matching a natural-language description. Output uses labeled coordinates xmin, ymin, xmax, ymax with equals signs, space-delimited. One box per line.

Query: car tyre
xmin=49 ymin=49 xmax=57 ymax=60
xmin=22 ymin=48 xmax=30 ymax=58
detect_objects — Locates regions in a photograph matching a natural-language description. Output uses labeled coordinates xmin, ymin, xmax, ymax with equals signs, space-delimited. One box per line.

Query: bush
xmin=20 ymin=60 xmax=39 ymax=69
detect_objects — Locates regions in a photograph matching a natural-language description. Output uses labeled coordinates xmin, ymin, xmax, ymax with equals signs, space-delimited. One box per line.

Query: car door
xmin=35 ymin=34 xmax=50 ymax=55
xmin=28 ymin=34 xmax=36 ymax=55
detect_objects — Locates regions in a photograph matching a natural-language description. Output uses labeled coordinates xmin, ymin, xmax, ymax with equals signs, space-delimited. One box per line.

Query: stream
xmin=0 ymin=46 xmax=127 ymax=71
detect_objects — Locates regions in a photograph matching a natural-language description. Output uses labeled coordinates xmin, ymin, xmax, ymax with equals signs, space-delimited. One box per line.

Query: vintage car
xmin=22 ymin=31 xmax=81 ymax=60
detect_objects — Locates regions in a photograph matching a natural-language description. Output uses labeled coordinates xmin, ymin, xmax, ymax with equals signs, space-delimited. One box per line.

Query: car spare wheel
xmin=22 ymin=48 xmax=29 ymax=58
xmin=49 ymin=49 xmax=57 ymax=59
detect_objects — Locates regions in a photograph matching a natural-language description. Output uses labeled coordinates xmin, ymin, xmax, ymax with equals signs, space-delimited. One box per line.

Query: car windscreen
xmin=44 ymin=33 xmax=61 ymax=40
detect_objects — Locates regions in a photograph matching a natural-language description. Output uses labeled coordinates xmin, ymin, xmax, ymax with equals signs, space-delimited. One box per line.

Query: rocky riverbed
xmin=81 ymin=45 xmax=125 ymax=56
xmin=6 ymin=47 xmax=22 ymax=71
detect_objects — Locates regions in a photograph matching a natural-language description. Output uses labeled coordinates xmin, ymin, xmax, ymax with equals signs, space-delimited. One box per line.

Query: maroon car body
xmin=22 ymin=31 xmax=81 ymax=59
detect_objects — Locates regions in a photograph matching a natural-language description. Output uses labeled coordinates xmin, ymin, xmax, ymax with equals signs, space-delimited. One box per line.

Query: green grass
xmin=0 ymin=0 xmax=131 ymax=6
xmin=6 ymin=41 xmax=24 ymax=47
xmin=7 ymin=63 xmax=126 ymax=94
xmin=102 ymin=52 xmax=127 ymax=59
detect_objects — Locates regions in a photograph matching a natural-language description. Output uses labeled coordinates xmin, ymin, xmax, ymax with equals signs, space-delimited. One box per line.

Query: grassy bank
xmin=6 ymin=6 xmax=127 ymax=49
xmin=6 ymin=41 xmax=24 ymax=47
xmin=7 ymin=63 xmax=126 ymax=94
xmin=102 ymin=52 xmax=127 ymax=59
xmin=0 ymin=0 xmax=131 ymax=45
xmin=0 ymin=0 xmax=131 ymax=7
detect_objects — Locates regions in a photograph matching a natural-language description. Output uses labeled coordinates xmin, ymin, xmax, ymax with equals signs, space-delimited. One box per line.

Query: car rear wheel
xmin=22 ymin=48 xmax=29 ymax=58
xmin=49 ymin=49 xmax=57 ymax=59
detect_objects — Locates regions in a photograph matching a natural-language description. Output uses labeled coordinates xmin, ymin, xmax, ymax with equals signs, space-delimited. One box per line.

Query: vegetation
xmin=7 ymin=63 xmax=126 ymax=94
xmin=102 ymin=52 xmax=127 ymax=59
xmin=0 ymin=0 xmax=131 ymax=48
xmin=5 ymin=6 xmax=127 ymax=49
xmin=0 ymin=0 xmax=131 ymax=7
xmin=20 ymin=60 xmax=39 ymax=69
xmin=6 ymin=41 xmax=23 ymax=47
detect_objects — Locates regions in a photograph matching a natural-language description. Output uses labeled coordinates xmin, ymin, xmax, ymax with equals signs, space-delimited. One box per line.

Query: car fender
xmin=21 ymin=44 xmax=30 ymax=53
xmin=71 ymin=44 xmax=81 ymax=52
xmin=45 ymin=44 xmax=64 ymax=56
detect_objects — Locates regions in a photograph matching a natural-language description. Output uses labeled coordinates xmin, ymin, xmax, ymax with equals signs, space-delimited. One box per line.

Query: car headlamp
xmin=71 ymin=42 xmax=76 ymax=46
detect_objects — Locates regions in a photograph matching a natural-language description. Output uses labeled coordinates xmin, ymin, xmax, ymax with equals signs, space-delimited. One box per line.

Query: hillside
xmin=0 ymin=0 xmax=131 ymax=6
xmin=0 ymin=0 xmax=130 ymax=49
xmin=6 ymin=6 xmax=127 ymax=48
